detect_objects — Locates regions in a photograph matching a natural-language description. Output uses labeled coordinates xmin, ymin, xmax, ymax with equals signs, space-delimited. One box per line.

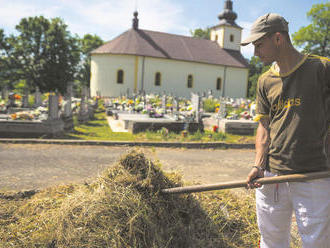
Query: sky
xmin=0 ymin=0 xmax=327 ymax=59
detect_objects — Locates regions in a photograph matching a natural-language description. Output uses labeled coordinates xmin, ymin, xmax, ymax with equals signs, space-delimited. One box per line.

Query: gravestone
xmin=162 ymin=95 xmax=167 ymax=113
xmin=48 ymin=95 xmax=59 ymax=120
xmin=22 ymin=88 xmax=29 ymax=108
xmin=63 ymin=83 xmax=73 ymax=118
xmin=1 ymin=85 xmax=8 ymax=100
xmin=208 ymin=89 xmax=213 ymax=98
xmin=78 ymin=86 xmax=89 ymax=122
xmin=191 ymin=93 xmax=201 ymax=122
xmin=34 ymin=87 xmax=42 ymax=107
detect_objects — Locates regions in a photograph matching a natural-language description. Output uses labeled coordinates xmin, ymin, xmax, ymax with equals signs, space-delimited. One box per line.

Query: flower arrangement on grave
xmin=14 ymin=94 xmax=21 ymax=100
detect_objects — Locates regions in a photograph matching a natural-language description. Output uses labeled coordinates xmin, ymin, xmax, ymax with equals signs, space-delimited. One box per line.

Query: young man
xmin=241 ymin=13 xmax=330 ymax=248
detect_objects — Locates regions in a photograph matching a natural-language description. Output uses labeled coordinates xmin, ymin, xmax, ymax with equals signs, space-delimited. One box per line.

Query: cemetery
xmin=0 ymin=84 xmax=258 ymax=138
xmin=104 ymin=90 xmax=257 ymax=136
xmin=0 ymin=84 xmax=97 ymax=138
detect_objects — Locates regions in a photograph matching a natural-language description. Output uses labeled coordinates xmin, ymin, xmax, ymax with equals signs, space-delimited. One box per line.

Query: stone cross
xmin=48 ymin=95 xmax=59 ymax=120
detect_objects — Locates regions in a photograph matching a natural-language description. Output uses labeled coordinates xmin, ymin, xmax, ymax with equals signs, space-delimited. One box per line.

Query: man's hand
xmin=246 ymin=167 xmax=264 ymax=189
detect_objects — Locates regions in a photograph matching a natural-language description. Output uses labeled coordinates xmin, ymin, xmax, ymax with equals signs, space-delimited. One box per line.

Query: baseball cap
xmin=241 ymin=13 xmax=289 ymax=46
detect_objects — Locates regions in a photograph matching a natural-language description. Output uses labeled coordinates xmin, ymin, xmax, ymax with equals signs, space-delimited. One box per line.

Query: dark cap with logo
xmin=241 ymin=13 xmax=289 ymax=46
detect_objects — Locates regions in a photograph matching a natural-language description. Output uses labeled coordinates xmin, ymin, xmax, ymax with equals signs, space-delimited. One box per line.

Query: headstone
xmin=63 ymin=83 xmax=73 ymax=118
xmin=219 ymin=98 xmax=226 ymax=118
xmin=48 ymin=95 xmax=59 ymax=120
xmin=22 ymin=88 xmax=29 ymax=108
xmin=78 ymin=86 xmax=89 ymax=122
xmin=126 ymin=88 xmax=130 ymax=98
xmin=173 ymin=97 xmax=179 ymax=113
xmin=1 ymin=85 xmax=8 ymax=100
xmin=87 ymin=87 xmax=91 ymax=99
xmin=34 ymin=87 xmax=42 ymax=107
xmin=8 ymin=93 xmax=16 ymax=107
xmin=162 ymin=95 xmax=167 ymax=113
xmin=191 ymin=93 xmax=201 ymax=122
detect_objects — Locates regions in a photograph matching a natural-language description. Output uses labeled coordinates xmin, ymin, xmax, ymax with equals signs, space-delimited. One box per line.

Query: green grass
xmin=63 ymin=111 xmax=255 ymax=143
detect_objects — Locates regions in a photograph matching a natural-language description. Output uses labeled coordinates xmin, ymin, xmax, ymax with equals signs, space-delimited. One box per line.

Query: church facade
xmin=90 ymin=0 xmax=249 ymax=98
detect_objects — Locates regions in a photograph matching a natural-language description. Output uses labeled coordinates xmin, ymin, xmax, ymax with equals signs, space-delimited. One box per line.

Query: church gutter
xmin=141 ymin=56 xmax=145 ymax=91
xmin=134 ymin=56 xmax=139 ymax=93
xmin=222 ymin=66 xmax=227 ymax=97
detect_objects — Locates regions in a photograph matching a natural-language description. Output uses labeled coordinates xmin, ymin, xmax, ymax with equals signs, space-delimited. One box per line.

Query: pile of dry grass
xmin=0 ymin=150 xmax=260 ymax=248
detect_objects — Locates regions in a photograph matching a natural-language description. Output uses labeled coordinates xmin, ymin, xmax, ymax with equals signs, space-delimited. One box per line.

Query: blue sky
xmin=0 ymin=0 xmax=327 ymax=59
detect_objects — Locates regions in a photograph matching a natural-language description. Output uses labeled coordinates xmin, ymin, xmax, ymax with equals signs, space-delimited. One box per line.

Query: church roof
xmin=91 ymin=29 xmax=248 ymax=68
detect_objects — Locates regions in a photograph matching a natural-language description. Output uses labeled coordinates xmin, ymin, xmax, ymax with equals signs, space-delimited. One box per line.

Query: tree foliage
xmin=1 ymin=16 xmax=80 ymax=94
xmin=190 ymin=27 xmax=211 ymax=40
xmin=77 ymin=34 xmax=104 ymax=87
xmin=292 ymin=3 xmax=330 ymax=57
xmin=247 ymin=57 xmax=271 ymax=99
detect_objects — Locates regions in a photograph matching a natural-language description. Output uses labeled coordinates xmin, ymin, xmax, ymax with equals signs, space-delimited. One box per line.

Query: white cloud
xmin=0 ymin=0 xmax=188 ymax=40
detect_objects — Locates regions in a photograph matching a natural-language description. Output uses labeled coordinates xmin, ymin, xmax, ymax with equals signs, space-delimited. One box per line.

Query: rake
xmin=161 ymin=170 xmax=330 ymax=194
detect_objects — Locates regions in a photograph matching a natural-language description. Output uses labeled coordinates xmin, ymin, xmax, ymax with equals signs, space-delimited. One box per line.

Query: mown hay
xmin=0 ymin=150 xmax=260 ymax=248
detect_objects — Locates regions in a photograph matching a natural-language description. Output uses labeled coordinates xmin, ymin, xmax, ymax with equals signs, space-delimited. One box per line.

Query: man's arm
xmin=246 ymin=117 xmax=270 ymax=188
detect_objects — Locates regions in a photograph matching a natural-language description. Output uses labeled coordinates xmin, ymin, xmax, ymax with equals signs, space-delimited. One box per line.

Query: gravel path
xmin=0 ymin=144 xmax=255 ymax=191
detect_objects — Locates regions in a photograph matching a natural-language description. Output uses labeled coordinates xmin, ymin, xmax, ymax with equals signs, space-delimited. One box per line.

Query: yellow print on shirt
xmin=271 ymin=98 xmax=301 ymax=112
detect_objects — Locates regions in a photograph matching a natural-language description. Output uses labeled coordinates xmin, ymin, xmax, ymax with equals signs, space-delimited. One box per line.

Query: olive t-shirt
xmin=256 ymin=54 xmax=330 ymax=175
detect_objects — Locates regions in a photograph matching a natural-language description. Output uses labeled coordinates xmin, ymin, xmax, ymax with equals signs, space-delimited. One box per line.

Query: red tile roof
xmin=91 ymin=29 xmax=248 ymax=68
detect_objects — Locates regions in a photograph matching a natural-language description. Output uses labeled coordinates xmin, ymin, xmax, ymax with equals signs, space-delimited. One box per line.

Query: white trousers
xmin=256 ymin=171 xmax=330 ymax=248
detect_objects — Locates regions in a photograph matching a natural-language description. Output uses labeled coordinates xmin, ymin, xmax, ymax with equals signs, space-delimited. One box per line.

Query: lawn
xmin=63 ymin=111 xmax=255 ymax=144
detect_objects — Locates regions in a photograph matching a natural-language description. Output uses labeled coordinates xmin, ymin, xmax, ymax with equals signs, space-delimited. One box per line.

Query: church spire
xmin=218 ymin=0 xmax=238 ymax=25
xmin=132 ymin=11 xmax=139 ymax=30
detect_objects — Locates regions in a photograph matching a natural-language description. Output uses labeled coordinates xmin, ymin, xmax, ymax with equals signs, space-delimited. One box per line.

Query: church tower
xmin=210 ymin=0 xmax=242 ymax=51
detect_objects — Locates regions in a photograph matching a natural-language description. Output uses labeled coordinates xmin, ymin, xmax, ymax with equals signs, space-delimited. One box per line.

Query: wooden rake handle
xmin=161 ymin=170 xmax=330 ymax=194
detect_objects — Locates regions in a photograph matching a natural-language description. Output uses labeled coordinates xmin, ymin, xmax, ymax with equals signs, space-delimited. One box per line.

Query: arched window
xmin=216 ymin=77 xmax=222 ymax=90
xmin=230 ymin=34 xmax=234 ymax=42
xmin=155 ymin=72 xmax=161 ymax=86
xmin=187 ymin=74 xmax=193 ymax=88
xmin=117 ymin=69 xmax=124 ymax=84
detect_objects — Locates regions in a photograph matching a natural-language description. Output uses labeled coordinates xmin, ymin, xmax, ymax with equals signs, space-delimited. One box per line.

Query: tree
xmin=190 ymin=27 xmax=211 ymax=39
xmin=0 ymin=29 xmax=22 ymax=90
xmin=2 ymin=16 xmax=80 ymax=94
xmin=77 ymin=34 xmax=104 ymax=87
xmin=292 ymin=3 xmax=330 ymax=57
xmin=247 ymin=56 xmax=271 ymax=99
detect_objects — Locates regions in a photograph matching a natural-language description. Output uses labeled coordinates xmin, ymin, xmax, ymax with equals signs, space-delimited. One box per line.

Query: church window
xmin=230 ymin=34 xmax=234 ymax=42
xmin=117 ymin=69 xmax=124 ymax=84
xmin=155 ymin=72 xmax=161 ymax=86
xmin=216 ymin=77 xmax=222 ymax=90
xmin=187 ymin=74 xmax=193 ymax=88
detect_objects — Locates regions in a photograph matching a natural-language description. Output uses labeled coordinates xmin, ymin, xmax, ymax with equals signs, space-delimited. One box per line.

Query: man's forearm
xmin=254 ymin=119 xmax=270 ymax=169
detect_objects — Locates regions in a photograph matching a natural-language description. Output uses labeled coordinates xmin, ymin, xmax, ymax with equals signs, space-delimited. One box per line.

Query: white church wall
xmin=91 ymin=54 xmax=137 ymax=97
xmin=224 ymin=67 xmax=248 ymax=98
xmin=91 ymin=54 xmax=248 ymax=98
xmin=142 ymin=57 xmax=226 ymax=98
xmin=222 ymin=26 xmax=242 ymax=51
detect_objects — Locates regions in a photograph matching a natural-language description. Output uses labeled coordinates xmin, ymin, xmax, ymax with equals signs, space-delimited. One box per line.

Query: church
xmin=90 ymin=0 xmax=249 ymax=98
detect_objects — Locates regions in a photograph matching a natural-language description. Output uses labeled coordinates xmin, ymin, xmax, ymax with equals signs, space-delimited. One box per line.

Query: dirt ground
xmin=0 ymin=143 xmax=255 ymax=191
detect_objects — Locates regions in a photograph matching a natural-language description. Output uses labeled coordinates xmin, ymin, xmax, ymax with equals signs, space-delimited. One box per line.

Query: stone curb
xmin=0 ymin=138 xmax=254 ymax=149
